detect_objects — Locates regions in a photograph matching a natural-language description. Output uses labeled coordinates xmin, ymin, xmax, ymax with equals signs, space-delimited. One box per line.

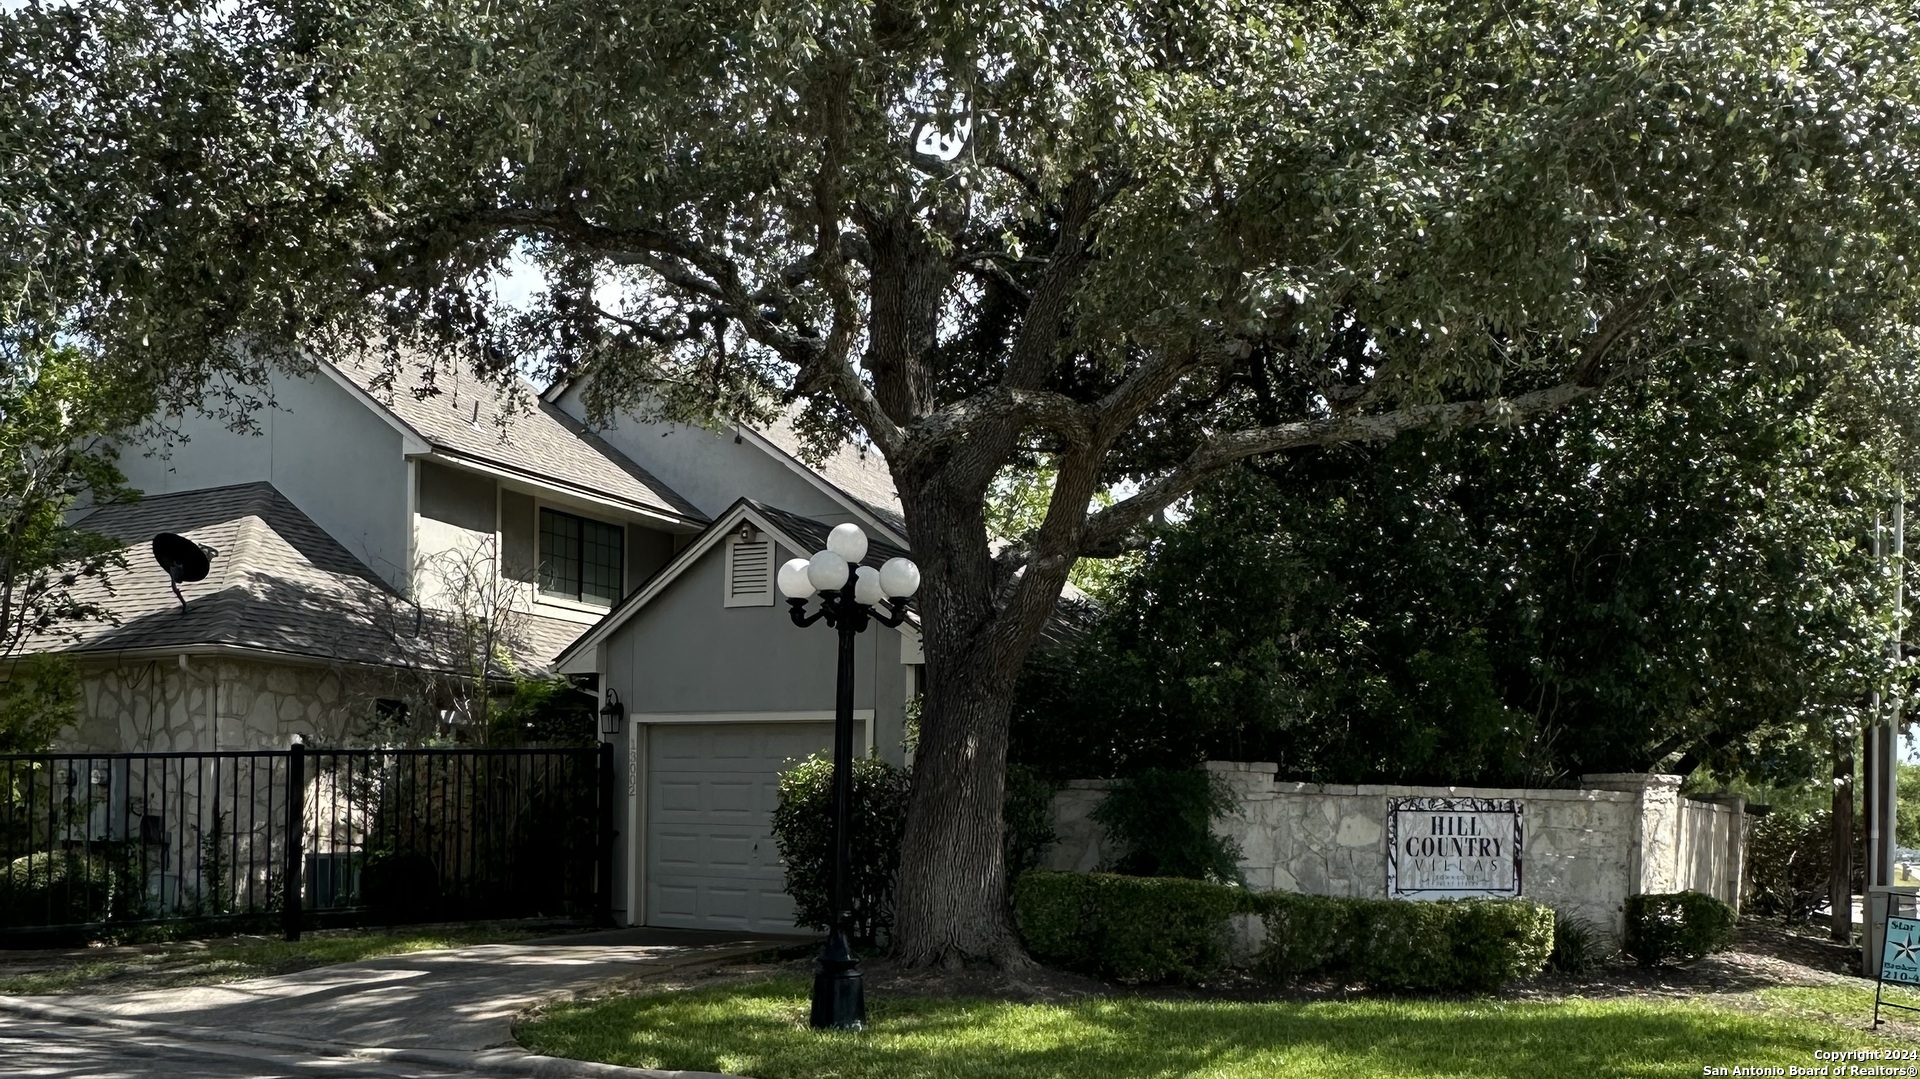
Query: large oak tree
xmin=6 ymin=0 xmax=1920 ymax=963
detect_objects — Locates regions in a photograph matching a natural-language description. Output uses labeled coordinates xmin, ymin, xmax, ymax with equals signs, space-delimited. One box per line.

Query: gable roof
xmin=746 ymin=410 xmax=907 ymax=540
xmin=21 ymin=483 xmax=577 ymax=674
xmin=544 ymin=372 xmax=904 ymax=542
xmin=554 ymin=498 xmax=909 ymax=671
xmin=326 ymin=352 xmax=707 ymax=526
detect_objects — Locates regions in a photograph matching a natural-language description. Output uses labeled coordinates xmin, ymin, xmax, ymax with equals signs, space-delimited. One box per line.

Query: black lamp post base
xmin=810 ymin=965 xmax=865 ymax=1030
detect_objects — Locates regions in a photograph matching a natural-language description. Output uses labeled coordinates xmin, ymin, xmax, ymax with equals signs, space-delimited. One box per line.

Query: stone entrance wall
xmin=63 ymin=657 xmax=422 ymax=752
xmin=1044 ymin=762 xmax=1747 ymax=941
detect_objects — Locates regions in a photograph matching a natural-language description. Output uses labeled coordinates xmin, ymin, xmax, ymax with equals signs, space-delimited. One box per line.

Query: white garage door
xmin=645 ymin=721 xmax=837 ymax=932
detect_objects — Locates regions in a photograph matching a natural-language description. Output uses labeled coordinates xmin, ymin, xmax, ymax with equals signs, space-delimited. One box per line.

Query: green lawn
xmin=518 ymin=975 xmax=1910 ymax=1079
xmin=0 ymin=926 xmax=553 ymax=995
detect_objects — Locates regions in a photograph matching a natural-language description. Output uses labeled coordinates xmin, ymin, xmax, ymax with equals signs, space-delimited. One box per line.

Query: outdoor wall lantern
xmin=598 ymin=688 xmax=625 ymax=739
xmin=777 ymin=522 xmax=920 ymax=1031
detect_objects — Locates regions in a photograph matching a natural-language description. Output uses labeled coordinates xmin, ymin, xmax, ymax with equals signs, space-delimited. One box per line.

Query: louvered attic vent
xmin=725 ymin=533 xmax=773 ymax=607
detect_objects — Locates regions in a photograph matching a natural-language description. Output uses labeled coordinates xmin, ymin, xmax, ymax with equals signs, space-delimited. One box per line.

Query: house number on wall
xmin=1385 ymin=796 xmax=1523 ymax=900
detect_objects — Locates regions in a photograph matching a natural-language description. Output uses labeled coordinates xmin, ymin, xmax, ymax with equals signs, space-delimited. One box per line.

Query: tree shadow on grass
xmin=523 ymin=975 xmax=1862 ymax=1079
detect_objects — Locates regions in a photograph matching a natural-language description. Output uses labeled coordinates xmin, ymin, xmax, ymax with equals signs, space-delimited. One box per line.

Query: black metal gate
xmin=0 ymin=745 xmax=615 ymax=942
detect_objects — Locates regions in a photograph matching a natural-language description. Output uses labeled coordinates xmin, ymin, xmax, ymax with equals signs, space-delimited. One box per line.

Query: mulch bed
xmin=604 ymin=920 xmax=1875 ymax=1009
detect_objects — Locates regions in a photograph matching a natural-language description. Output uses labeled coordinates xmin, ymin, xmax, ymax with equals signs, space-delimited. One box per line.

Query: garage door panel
xmin=645 ymin=720 xmax=836 ymax=933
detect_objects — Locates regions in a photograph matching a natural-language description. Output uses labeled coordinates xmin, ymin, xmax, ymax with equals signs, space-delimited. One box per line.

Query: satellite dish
xmin=152 ymin=533 xmax=216 ymax=610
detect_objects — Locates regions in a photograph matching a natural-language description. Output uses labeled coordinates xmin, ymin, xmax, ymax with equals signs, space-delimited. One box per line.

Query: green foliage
xmin=771 ymin=753 xmax=912 ymax=945
xmin=0 ymin=848 xmax=141 ymax=928
xmin=1624 ymin=892 xmax=1738 ymax=967
xmin=1253 ymin=891 xmax=1554 ymax=992
xmin=1014 ymin=872 xmax=1552 ymax=991
xmin=0 ymin=344 xmax=147 ymax=662
xmin=0 ymin=655 xmax=78 ymax=752
xmin=1017 ymin=361 xmax=1909 ymax=787
xmin=985 ymin=465 xmax=1137 ymax=601
xmin=486 ymin=675 xmax=596 ymax=747
xmin=1092 ymin=769 xmax=1243 ymax=884
xmin=1548 ymin=911 xmax=1609 ymax=975
xmin=1011 ymin=871 xmax=1242 ymax=984
xmin=1002 ymin=764 xmax=1058 ymax=883
xmin=1744 ymin=809 xmax=1859 ymax=922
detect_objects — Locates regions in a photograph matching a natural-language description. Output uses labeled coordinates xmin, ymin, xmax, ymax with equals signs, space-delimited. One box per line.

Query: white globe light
xmin=826 ymin=522 xmax=869 ymax=563
xmin=777 ymin=557 xmax=816 ymax=599
xmin=879 ymin=557 xmax=921 ymax=598
xmin=808 ymin=549 xmax=851 ymax=592
xmin=853 ymin=566 xmax=885 ymax=606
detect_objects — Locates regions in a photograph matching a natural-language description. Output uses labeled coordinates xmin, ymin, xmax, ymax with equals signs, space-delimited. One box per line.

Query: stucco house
xmin=13 ymin=354 xmax=921 ymax=932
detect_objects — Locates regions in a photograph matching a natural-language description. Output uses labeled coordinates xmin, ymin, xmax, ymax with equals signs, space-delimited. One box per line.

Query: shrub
xmin=1093 ymin=768 xmax=1243 ymax=883
xmin=771 ymin=753 xmax=911 ymax=945
xmin=1624 ymin=891 xmax=1736 ymax=966
xmin=1548 ymin=910 xmax=1608 ymax=974
xmin=1014 ymin=871 xmax=1552 ymax=991
xmin=0 ymin=848 xmax=138 ymax=928
xmin=1251 ymin=890 xmax=1553 ymax=992
xmin=1013 ymin=870 xmax=1242 ymax=983
xmin=1255 ymin=891 xmax=1356 ymax=978
xmin=1003 ymin=764 xmax=1059 ymax=881
xmin=1744 ymin=809 xmax=1859 ymax=921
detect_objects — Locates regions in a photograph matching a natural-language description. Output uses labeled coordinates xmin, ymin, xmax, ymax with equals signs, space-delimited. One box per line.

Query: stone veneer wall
xmin=62 ymin=657 xmax=417 ymax=752
xmin=1043 ymin=761 xmax=1747 ymax=942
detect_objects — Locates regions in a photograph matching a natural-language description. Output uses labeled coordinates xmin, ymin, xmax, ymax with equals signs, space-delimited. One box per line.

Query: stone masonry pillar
xmin=1581 ymin=774 xmax=1684 ymax=897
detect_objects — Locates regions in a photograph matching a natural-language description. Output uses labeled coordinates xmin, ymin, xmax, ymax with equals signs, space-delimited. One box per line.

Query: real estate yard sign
xmin=1875 ymin=915 xmax=1920 ymax=1027
xmin=1386 ymin=797 xmax=1522 ymax=900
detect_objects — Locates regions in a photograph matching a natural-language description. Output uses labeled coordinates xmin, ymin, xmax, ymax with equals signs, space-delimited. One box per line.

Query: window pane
xmin=539 ymin=508 xmax=581 ymax=598
xmin=580 ymin=519 xmax=624 ymax=606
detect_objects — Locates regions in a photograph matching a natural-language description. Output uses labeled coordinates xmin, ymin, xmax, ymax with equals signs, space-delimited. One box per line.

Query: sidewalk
xmin=0 ymin=926 xmax=790 ymax=1078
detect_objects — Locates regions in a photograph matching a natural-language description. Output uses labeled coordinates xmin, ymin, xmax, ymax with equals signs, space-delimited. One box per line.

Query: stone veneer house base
xmin=66 ymin=656 xmax=421 ymax=753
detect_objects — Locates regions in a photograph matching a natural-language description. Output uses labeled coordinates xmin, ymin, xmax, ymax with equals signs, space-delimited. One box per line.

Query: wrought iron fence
xmin=0 ymin=745 xmax=614 ymax=942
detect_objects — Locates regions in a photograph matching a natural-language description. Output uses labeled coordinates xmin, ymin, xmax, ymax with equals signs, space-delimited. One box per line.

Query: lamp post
xmin=777 ymin=522 xmax=920 ymax=1031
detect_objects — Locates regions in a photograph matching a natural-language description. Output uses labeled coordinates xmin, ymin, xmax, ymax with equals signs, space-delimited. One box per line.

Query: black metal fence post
xmin=283 ymin=741 xmax=305 ymax=941
xmin=595 ymin=741 xmax=616 ymax=927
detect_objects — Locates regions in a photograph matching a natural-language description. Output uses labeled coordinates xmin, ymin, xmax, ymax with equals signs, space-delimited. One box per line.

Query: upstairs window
xmin=539 ymin=507 xmax=623 ymax=607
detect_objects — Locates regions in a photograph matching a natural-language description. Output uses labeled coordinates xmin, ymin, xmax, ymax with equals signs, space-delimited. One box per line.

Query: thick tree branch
xmin=1003 ymin=174 xmax=1100 ymax=390
xmin=1079 ymin=381 xmax=1598 ymax=557
xmin=897 ymin=386 xmax=1095 ymax=470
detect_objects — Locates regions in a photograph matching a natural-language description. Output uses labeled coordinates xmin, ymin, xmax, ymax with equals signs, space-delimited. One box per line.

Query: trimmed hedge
xmin=1253 ymin=890 xmax=1553 ymax=991
xmin=1013 ymin=871 xmax=1242 ymax=983
xmin=1013 ymin=870 xmax=1554 ymax=991
xmin=1624 ymin=891 xmax=1736 ymax=966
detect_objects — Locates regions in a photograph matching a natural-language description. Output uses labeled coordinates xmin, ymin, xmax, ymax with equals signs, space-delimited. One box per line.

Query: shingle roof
xmin=753 ymin=409 xmax=906 ymax=537
xmin=21 ymin=483 xmax=581 ymax=673
xmin=747 ymin=500 xmax=911 ymax=571
xmin=329 ymin=352 xmax=707 ymax=524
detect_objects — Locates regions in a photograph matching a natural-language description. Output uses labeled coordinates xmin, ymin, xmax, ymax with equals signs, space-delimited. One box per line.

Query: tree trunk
xmin=890 ymin=647 xmax=1027 ymax=967
xmin=886 ymin=476 xmax=1053 ymax=968
xmin=1832 ymin=730 xmax=1855 ymax=944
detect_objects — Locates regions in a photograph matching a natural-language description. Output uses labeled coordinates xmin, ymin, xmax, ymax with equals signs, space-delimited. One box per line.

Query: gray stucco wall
xmin=417 ymin=460 xmax=497 ymax=532
xmin=553 ymin=384 xmax=861 ymax=527
xmin=116 ymin=368 xmax=410 ymax=588
xmin=600 ymin=538 xmax=911 ymax=765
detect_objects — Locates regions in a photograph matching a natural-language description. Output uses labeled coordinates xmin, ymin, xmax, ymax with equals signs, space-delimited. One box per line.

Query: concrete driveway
xmin=0 ymin=927 xmax=786 ymax=1078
